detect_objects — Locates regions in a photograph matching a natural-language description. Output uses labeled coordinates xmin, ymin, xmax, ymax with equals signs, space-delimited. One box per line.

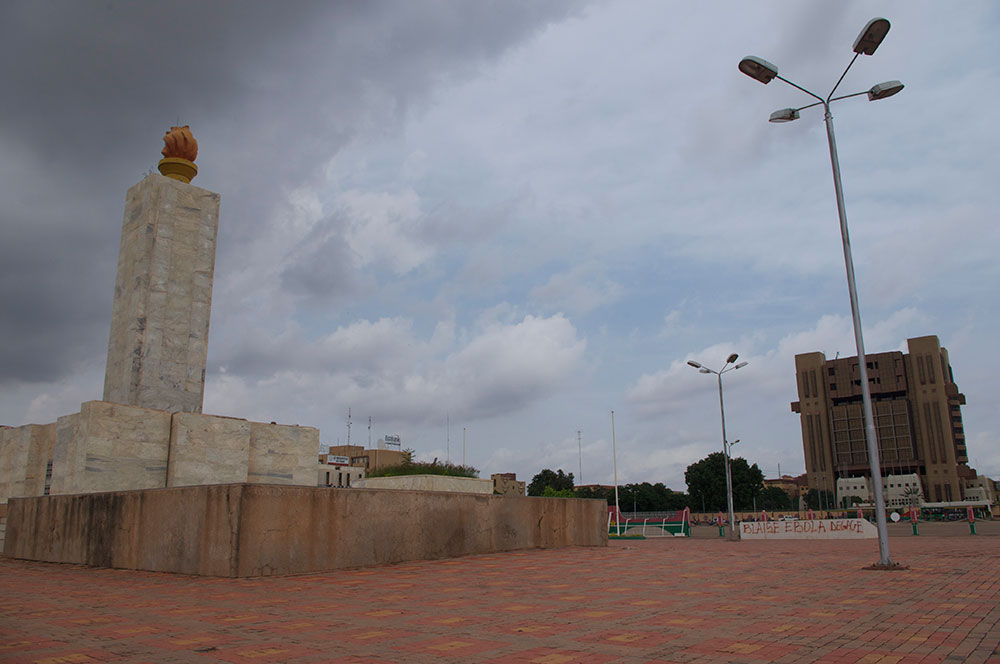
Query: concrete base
xmin=3 ymin=484 xmax=607 ymax=577
xmin=1 ymin=402 xmax=319 ymax=503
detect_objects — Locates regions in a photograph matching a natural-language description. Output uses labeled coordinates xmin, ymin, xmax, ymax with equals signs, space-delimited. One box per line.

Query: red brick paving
xmin=1 ymin=534 xmax=998 ymax=663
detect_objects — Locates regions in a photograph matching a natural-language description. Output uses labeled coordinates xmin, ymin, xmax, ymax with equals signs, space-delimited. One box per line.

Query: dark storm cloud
xmin=279 ymin=211 xmax=366 ymax=302
xmin=0 ymin=0 xmax=578 ymax=384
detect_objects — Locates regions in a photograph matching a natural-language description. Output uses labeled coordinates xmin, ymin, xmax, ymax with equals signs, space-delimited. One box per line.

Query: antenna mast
xmin=577 ymin=430 xmax=583 ymax=484
xmin=346 ymin=408 xmax=352 ymax=446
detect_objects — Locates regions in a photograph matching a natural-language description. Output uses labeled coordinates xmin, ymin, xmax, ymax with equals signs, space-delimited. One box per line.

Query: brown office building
xmin=791 ymin=335 xmax=976 ymax=504
xmin=326 ymin=444 xmax=407 ymax=473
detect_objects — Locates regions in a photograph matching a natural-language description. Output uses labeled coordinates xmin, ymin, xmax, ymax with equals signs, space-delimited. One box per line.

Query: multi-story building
xmin=791 ymin=335 xmax=981 ymax=506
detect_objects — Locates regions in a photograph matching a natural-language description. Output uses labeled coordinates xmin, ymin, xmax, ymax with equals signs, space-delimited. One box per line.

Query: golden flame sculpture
xmin=157 ymin=125 xmax=199 ymax=183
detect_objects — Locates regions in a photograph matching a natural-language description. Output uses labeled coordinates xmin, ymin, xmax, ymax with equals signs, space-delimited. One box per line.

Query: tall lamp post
xmin=738 ymin=17 xmax=903 ymax=567
xmin=688 ymin=353 xmax=747 ymax=541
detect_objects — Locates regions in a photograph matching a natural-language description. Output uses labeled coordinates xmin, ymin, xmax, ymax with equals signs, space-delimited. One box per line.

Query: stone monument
xmin=1 ymin=128 xmax=607 ymax=571
xmin=1 ymin=128 xmax=318 ymax=502
xmin=103 ymin=126 xmax=219 ymax=414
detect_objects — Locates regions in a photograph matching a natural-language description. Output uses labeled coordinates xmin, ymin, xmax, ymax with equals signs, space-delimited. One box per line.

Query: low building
xmin=963 ymin=474 xmax=996 ymax=504
xmin=492 ymin=473 xmax=525 ymax=496
xmin=317 ymin=453 xmax=366 ymax=488
xmin=836 ymin=473 xmax=924 ymax=509
xmin=763 ymin=475 xmax=804 ymax=498
xmin=326 ymin=444 xmax=407 ymax=473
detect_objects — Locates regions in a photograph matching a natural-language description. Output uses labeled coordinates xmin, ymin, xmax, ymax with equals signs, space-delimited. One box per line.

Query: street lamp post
xmin=738 ymin=17 xmax=903 ymax=567
xmin=688 ymin=354 xmax=748 ymax=541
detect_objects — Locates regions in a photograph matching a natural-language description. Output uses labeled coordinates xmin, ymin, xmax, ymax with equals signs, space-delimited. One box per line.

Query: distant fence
xmin=610 ymin=508 xmax=690 ymax=537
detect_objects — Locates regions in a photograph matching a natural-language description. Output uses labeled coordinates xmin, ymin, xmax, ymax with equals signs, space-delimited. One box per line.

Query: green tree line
xmin=529 ymin=452 xmax=797 ymax=513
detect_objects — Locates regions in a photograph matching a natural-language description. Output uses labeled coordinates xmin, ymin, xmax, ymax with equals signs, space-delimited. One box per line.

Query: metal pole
xmin=823 ymin=105 xmax=892 ymax=566
xmin=718 ymin=372 xmax=737 ymax=541
xmin=577 ymin=430 xmax=583 ymax=485
xmin=611 ymin=410 xmax=621 ymax=536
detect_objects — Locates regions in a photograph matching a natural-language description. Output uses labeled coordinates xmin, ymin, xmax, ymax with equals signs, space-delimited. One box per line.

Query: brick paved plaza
xmin=1 ymin=524 xmax=998 ymax=663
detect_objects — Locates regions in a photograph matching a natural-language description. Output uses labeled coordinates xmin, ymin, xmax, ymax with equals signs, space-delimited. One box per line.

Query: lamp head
xmin=686 ymin=360 xmax=702 ymax=369
xmin=738 ymin=56 xmax=779 ymax=84
xmin=853 ymin=17 xmax=891 ymax=55
xmin=726 ymin=353 xmax=739 ymax=364
xmin=734 ymin=361 xmax=748 ymax=369
xmin=769 ymin=107 xmax=800 ymax=123
xmin=699 ymin=367 xmax=711 ymax=374
xmin=868 ymin=80 xmax=904 ymax=101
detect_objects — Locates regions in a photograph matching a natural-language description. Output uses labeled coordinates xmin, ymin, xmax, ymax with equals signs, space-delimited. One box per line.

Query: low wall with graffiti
xmin=740 ymin=518 xmax=876 ymax=540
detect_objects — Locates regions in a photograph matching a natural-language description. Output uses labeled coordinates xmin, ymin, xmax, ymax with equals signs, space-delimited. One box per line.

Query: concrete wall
xmin=103 ymin=174 xmax=220 ymax=414
xmin=2 ymin=402 xmax=318 ymax=503
xmin=0 ymin=424 xmax=55 ymax=501
xmin=167 ymin=412 xmax=251 ymax=486
xmin=248 ymin=422 xmax=317 ymax=487
xmin=165 ymin=415 xmax=318 ymax=488
xmin=23 ymin=423 xmax=57 ymax=496
xmin=740 ymin=518 xmax=877 ymax=540
xmin=48 ymin=402 xmax=171 ymax=496
xmin=4 ymin=484 xmax=607 ymax=577
xmin=358 ymin=474 xmax=493 ymax=494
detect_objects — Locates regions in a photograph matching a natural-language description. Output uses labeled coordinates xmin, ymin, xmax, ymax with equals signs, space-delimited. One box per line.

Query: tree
xmin=575 ymin=485 xmax=612 ymax=501
xmin=902 ymin=486 xmax=922 ymax=507
xmin=573 ymin=483 xmax=688 ymax=511
xmin=542 ymin=486 xmax=576 ymax=498
xmin=760 ymin=485 xmax=792 ymax=511
xmin=368 ymin=458 xmax=478 ymax=478
xmin=839 ymin=495 xmax=863 ymax=508
xmin=805 ymin=488 xmax=835 ymax=510
xmin=528 ymin=468 xmax=574 ymax=496
xmin=685 ymin=452 xmax=764 ymax=512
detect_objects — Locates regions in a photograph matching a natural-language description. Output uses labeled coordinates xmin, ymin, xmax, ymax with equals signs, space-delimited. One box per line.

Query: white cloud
xmin=205 ymin=312 xmax=585 ymax=433
xmin=23 ymin=367 xmax=104 ymax=425
xmin=339 ymin=188 xmax=430 ymax=274
xmin=530 ymin=263 xmax=623 ymax=315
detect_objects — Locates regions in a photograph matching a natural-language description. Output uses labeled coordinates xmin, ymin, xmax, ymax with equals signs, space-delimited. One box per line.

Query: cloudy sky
xmin=2 ymin=1 xmax=998 ymax=490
